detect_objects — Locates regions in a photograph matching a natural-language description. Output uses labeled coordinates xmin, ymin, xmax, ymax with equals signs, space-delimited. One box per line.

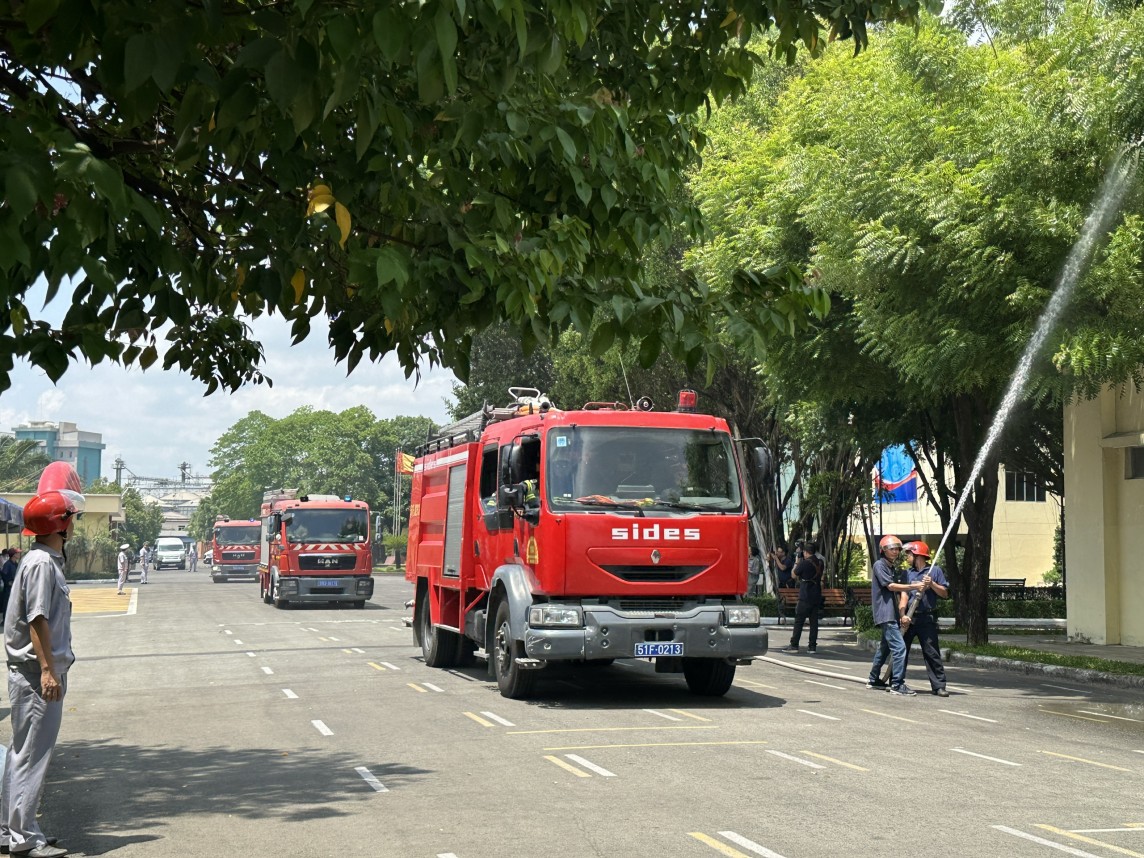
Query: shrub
xmin=854 ymin=604 xmax=874 ymax=632
xmin=745 ymin=594 xmax=779 ymax=617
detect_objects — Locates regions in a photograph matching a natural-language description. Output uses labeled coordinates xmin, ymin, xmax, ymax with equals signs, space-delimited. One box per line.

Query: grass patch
xmin=944 ymin=642 xmax=1144 ymax=677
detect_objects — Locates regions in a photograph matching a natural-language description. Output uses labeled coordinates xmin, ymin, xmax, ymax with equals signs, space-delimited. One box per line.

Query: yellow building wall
xmin=0 ymin=491 xmax=124 ymax=576
xmin=1064 ymin=385 xmax=1144 ymax=646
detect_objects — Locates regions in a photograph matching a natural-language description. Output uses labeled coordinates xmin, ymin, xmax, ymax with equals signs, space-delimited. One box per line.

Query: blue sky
xmin=1 ymin=313 xmax=458 ymax=482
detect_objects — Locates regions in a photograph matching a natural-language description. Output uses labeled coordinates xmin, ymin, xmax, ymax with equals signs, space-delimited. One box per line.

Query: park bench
xmin=989 ymin=577 xmax=1027 ymax=600
xmin=777 ymin=587 xmax=854 ymax=625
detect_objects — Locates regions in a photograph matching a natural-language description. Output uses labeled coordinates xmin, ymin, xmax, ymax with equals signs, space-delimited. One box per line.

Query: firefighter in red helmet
xmin=901 ymin=541 xmax=950 ymax=696
xmin=3 ymin=487 xmax=83 ymax=858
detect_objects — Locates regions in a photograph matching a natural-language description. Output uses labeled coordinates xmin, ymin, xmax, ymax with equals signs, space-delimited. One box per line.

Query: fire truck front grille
xmin=599 ymin=565 xmax=705 ymax=583
xmin=221 ymin=551 xmax=257 ymax=562
xmin=610 ymin=598 xmax=693 ymax=612
xmin=298 ymin=554 xmax=357 ymax=571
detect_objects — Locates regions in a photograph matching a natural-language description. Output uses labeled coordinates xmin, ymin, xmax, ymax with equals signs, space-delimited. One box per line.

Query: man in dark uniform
xmin=780 ymin=542 xmax=823 ymax=654
xmin=866 ymin=535 xmax=926 ymax=696
xmin=900 ymin=541 xmax=950 ymax=697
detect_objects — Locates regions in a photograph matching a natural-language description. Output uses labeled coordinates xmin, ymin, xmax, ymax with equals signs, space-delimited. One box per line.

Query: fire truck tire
xmin=272 ymin=579 xmax=290 ymax=610
xmin=682 ymin=658 xmax=736 ymax=696
xmin=260 ymin=578 xmax=272 ymax=604
xmin=493 ymin=600 xmax=535 ymax=699
xmin=419 ymin=595 xmax=459 ymax=668
xmin=455 ymin=636 xmax=476 ymax=667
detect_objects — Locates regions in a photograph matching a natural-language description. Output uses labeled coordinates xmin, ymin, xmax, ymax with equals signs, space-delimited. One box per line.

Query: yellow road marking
xmin=544 ymin=740 xmax=768 ymax=751
xmin=463 ymin=712 xmax=495 ymax=727
xmin=543 ymin=755 xmax=591 ymax=778
xmin=71 ymin=588 xmax=133 ymax=614
xmin=317 ymin=637 xmax=329 ymax=642
xmin=407 ymin=683 xmax=428 ymax=693
xmin=860 ymin=708 xmax=918 ymax=724
xmin=1039 ymin=751 xmax=1131 ymax=772
xmin=508 ymin=725 xmax=717 ymax=736
xmin=1036 ymin=825 xmax=1144 ymax=857
xmin=1039 ymin=708 xmax=1109 ymax=723
xmin=736 ymin=679 xmax=777 ymax=689
xmin=689 ymin=833 xmax=752 ymax=857
xmin=667 ymin=709 xmax=712 ymax=722
xmin=342 ymin=649 xmax=353 ymax=654
xmin=801 ymin=751 xmax=868 ymax=771
xmin=367 ymin=662 xmax=385 ymax=671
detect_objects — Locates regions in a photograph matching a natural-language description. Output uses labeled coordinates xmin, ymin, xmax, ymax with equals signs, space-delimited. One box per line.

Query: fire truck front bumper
xmin=212 ymin=564 xmax=258 ymax=580
xmin=276 ymin=575 xmax=375 ymax=602
xmin=522 ymin=603 xmax=768 ymax=662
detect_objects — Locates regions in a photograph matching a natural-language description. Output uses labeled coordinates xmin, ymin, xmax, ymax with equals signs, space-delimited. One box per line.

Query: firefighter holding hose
xmin=900 ymin=541 xmax=950 ymax=697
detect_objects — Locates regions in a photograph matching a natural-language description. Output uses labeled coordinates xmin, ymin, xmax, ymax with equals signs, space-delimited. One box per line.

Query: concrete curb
xmin=855 ymin=635 xmax=1144 ymax=691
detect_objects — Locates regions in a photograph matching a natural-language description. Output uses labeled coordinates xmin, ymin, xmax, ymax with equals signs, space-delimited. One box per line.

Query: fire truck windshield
xmin=284 ymin=509 xmax=368 ymax=543
xmin=545 ymin=427 xmax=742 ymax=512
xmin=214 ymin=525 xmax=260 ymax=545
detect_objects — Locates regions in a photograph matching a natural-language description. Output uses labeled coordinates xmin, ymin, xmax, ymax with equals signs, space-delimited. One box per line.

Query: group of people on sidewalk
xmin=776 ymin=533 xmax=950 ymax=697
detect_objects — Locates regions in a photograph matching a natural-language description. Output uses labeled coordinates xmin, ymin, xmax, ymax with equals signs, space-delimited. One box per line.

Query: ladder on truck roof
xmin=417 ymin=388 xmax=555 ymax=457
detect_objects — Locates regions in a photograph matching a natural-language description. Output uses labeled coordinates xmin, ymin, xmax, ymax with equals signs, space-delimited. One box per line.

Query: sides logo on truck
xmin=611 ymin=523 xmax=700 ymax=541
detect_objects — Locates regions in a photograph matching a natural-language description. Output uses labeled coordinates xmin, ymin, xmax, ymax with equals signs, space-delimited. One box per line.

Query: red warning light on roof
xmin=677 ymin=389 xmax=698 ymax=412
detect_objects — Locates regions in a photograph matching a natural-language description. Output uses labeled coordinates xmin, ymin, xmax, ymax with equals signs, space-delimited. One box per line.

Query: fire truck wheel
xmin=493 ymin=600 xmax=536 ymax=699
xmin=272 ymin=579 xmax=290 ymax=610
xmin=682 ymin=658 xmax=736 ymax=696
xmin=419 ymin=594 xmax=459 ymax=668
xmin=260 ymin=578 xmax=272 ymax=604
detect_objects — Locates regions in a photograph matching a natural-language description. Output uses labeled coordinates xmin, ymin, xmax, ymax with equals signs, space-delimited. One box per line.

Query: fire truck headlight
xmin=725 ymin=605 xmax=761 ymax=626
xmin=528 ymin=606 xmax=583 ymax=628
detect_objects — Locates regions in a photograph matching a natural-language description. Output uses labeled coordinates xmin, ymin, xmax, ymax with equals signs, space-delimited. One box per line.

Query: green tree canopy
xmin=1 ymin=0 xmax=940 ymax=395
xmin=0 ymin=435 xmax=51 ymax=492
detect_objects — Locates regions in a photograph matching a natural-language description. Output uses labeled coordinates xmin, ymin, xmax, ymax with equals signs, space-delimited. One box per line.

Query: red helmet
xmin=903 ymin=541 xmax=931 ymax=559
xmin=21 ymin=490 xmax=86 ymax=537
xmin=37 ymin=461 xmax=83 ymax=495
xmin=878 ymin=534 xmax=902 ymax=552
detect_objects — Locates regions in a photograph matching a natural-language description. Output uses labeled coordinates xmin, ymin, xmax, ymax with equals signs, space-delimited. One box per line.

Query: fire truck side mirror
xmin=499 ymin=484 xmax=524 ymax=509
xmin=748 ymin=446 xmax=772 ymax=481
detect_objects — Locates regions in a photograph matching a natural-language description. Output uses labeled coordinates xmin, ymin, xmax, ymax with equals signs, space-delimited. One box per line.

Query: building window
xmin=1005 ymin=471 xmax=1046 ymax=502
xmin=1128 ymin=447 xmax=1144 ymax=480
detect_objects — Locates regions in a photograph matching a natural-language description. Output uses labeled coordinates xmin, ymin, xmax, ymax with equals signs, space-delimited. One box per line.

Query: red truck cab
xmin=211 ymin=517 xmax=261 ymax=582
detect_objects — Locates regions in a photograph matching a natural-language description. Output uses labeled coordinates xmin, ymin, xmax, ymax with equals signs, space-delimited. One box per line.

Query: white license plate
xmin=317 ymin=579 xmax=341 ymax=587
xmin=635 ymin=642 xmax=684 ymax=657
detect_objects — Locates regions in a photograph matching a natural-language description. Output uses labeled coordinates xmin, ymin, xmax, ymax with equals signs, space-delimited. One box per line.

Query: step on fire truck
xmin=211 ymin=516 xmax=261 ymax=582
xmin=259 ymin=489 xmax=374 ymax=609
xmin=407 ymin=388 xmax=768 ymax=699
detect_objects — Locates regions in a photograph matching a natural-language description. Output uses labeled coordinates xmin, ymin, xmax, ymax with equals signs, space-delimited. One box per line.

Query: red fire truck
xmin=407 ymin=388 xmax=768 ymax=699
xmin=258 ymin=489 xmax=374 ymax=609
xmin=210 ymin=516 xmax=261 ymax=583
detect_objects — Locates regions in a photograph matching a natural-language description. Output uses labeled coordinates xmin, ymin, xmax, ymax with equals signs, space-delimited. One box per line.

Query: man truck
xmin=259 ymin=489 xmax=374 ymax=609
xmin=406 ymin=388 xmax=768 ymax=699
xmin=210 ymin=516 xmax=261 ymax=583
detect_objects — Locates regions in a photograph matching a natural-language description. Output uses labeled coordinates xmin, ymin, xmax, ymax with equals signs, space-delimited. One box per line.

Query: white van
xmin=154 ymin=537 xmax=187 ymax=570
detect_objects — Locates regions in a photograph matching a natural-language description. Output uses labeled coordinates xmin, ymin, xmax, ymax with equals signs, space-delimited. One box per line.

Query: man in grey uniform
xmin=1 ymin=488 xmax=82 ymax=858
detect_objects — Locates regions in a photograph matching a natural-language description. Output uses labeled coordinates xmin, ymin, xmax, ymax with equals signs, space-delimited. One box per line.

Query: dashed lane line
xmin=480 ymin=711 xmax=515 ymax=727
xmin=800 ymin=751 xmax=868 ymax=771
xmin=351 ymin=647 xmax=365 ymax=653
xmin=939 ymin=710 xmax=998 ymax=723
xmin=993 ymin=826 xmax=1107 ymax=857
xmin=765 ymin=750 xmax=824 ymax=769
xmin=718 ymin=831 xmax=791 ymax=858
xmin=354 ymin=766 xmax=388 ymax=792
xmin=261 ymin=666 xmax=274 ymax=675
xmin=1040 ymin=708 xmax=1111 ymax=724
xmin=644 ymin=709 xmax=684 ymax=722
xmin=282 ymin=689 xmax=298 ymax=699
xmin=690 ymin=831 xmax=789 ymax=858
xmin=368 ymin=662 xmax=386 ymax=671
xmin=544 ymin=741 xmax=768 ymax=751
xmin=667 ymin=709 xmax=711 ymax=722
xmin=1039 ymin=751 xmax=1132 ymax=772
xmin=564 ymin=754 xmax=616 ymax=777
xmin=446 ymin=669 xmax=479 ymax=682
xmin=233 ymin=639 xmax=244 ymax=645
xmin=381 ymin=662 xmax=401 ymax=670
xmin=543 ymin=755 xmax=591 ymax=778
xmin=805 ymin=679 xmax=846 ymax=691
xmin=407 ymin=683 xmax=429 ymax=693
xmin=342 ymin=649 xmax=354 ymax=654
xmin=860 ymin=708 xmax=918 ymax=724
xmin=1042 ymin=683 xmax=1092 ymax=695
xmin=950 ymin=748 xmax=1020 ymax=767
xmin=507 ymin=725 xmax=717 ymax=736
xmin=328 ymin=636 xmax=341 ymax=641
xmin=735 ymin=679 xmax=778 ymax=690
xmin=246 ymin=652 xmax=256 ymax=658
xmin=1078 ymin=711 xmax=1144 ymax=723
xmin=312 ymin=720 xmax=333 ymax=736
xmin=423 ymin=682 xmax=445 ymax=693
xmin=796 ymin=709 xmax=840 ymax=721
xmin=1035 ymin=824 xmax=1144 ymax=857
xmin=224 ymin=630 xmax=233 ymax=635
xmin=463 ymin=712 xmax=495 ymax=727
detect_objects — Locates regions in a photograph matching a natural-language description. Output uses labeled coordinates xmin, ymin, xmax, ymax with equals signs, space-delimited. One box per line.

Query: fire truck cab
xmin=407 ymin=389 xmax=768 ymax=698
xmin=211 ymin=516 xmax=261 ymax=582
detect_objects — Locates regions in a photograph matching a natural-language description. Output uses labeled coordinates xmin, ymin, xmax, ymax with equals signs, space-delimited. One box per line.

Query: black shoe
xmin=889 ymin=683 xmax=917 ymax=696
xmin=806 ymin=647 xmax=817 ymax=654
xmin=934 ymin=688 xmax=949 ymax=697
xmin=779 ymin=646 xmax=799 ymax=654
xmin=865 ymin=679 xmax=889 ymax=690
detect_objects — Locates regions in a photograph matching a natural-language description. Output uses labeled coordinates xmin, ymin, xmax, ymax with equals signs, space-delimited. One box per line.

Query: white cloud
xmin=1 ymin=314 xmax=460 ymax=481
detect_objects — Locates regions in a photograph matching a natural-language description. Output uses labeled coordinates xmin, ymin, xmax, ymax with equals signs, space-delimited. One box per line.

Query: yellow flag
xmin=398 ymin=452 xmax=415 ymax=475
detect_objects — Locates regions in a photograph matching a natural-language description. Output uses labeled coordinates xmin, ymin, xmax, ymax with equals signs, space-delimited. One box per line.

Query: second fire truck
xmin=210 ymin=516 xmax=261 ymax=583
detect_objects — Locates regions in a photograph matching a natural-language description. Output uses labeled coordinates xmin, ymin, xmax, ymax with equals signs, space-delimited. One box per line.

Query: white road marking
xmin=354 ymin=766 xmax=388 ymax=792
xmin=389 ymin=626 xmax=406 ymax=632
xmin=246 ymin=652 xmax=256 ymax=657
xmin=765 ymin=750 xmax=824 ymax=769
xmin=1078 ymin=711 xmax=1144 ymax=723
xmin=993 ymin=826 xmax=1105 ymax=856
xmin=446 ymin=669 xmax=479 ymax=682
xmin=463 ymin=712 xmax=495 ymax=727
xmin=224 ymin=630 xmax=233 ymax=635
xmin=644 ymin=709 xmax=684 ymax=722
xmin=718 ymin=830 xmax=791 ymax=857
xmin=312 ymin=720 xmax=333 ymax=736
xmin=565 ymin=754 xmax=616 ymax=777
xmin=233 ymin=640 xmax=243 ymax=645
xmin=381 ymin=662 xmax=401 ymax=671
xmin=480 ymin=711 xmax=515 ymax=727
xmin=351 ymin=647 xmax=365 ymax=653
xmin=860 ymin=708 xmax=917 ymax=724
xmin=805 ymin=679 xmax=846 ymax=690
xmin=423 ymin=682 xmax=445 ymax=693
xmin=939 ymin=710 xmax=998 ymax=723
xmin=261 ymin=666 xmax=274 ymax=675
xmin=950 ymin=748 xmax=1020 ymax=766
xmin=437 ymin=854 xmax=459 ymax=858
xmin=127 ymin=589 xmax=138 ymax=614
xmin=1042 ymin=683 xmax=1091 ymax=695
xmin=306 ymin=627 xmax=320 ymax=632
xmin=544 ymin=755 xmax=590 ymax=777
xmin=796 ymin=709 xmax=841 ymax=721
xmin=282 ymin=689 xmax=298 ymax=699
xmin=328 ymin=636 xmax=341 ymax=641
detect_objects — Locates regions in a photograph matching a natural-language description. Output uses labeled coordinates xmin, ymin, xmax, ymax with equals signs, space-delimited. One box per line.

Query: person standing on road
xmin=1 ymin=548 xmax=21 ymax=616
xmin=187 ymin=544 xmax=198 ymax=575
xmin=2 ymin=488 xmax=83 ymax=858
xmin=866 ymin=535 xmax=926 ymax=696
xmin=138 ymin=542 xmax=150 ymax=584
xmin=116 ymin=543 xmax=130 ymax=596
xmin=900 ymin=541 xmax=950 ymax=697
xmin=767 ymin=545 xmax=795 ymax=590
xmin=780 ymin=542 xmax=824 ymax=655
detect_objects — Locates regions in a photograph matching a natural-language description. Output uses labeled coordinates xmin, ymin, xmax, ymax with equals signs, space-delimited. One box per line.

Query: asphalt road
xmin=12 ymin=570 xmax=1143 ymax=858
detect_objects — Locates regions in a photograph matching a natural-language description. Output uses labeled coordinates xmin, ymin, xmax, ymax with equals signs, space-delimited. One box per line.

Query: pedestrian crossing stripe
xmin=70 ymin=588 xmax=136 ymax=614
